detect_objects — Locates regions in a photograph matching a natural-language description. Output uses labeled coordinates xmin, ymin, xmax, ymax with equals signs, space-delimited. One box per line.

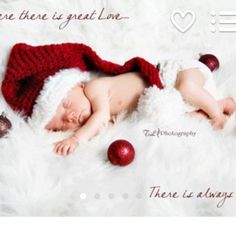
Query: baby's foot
xmin=211 ymin=113 xmax=229 ymax=130
xmin=218 ymin=97 xmax=236 ymax=116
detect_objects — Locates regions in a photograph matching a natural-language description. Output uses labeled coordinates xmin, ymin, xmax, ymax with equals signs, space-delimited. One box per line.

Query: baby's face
xmin=45 ymin=83 xmax=91 ymax=131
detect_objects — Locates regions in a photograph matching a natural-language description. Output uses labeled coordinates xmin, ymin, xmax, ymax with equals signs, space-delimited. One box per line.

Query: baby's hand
xmin=54 ymin=136 xmax=79 ymax=156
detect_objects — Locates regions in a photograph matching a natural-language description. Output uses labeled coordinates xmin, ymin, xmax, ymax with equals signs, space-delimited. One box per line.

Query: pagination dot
xmin=211 ymin=19 xmax=216 ymax=25
xmin=80 ymin=193 xmax=87 ymax=200
xmin=136 ymin=193 xmax=142 ymax=199
xmin=94 ymin=193 xmax=100 ymax=199
xmin=210 ymin=10 xmax=216 ymax=16
xmin=211 ymin=28 xmax=216 ymax=33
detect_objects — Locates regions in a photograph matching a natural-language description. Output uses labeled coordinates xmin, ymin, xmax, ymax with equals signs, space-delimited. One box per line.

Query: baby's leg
xmin=189 ymin=97 xmax=236 ymax=121
xmin=175 ymin=68 xmax=227 ymax=129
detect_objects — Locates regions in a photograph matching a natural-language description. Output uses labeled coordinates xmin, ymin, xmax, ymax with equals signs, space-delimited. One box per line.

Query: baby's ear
xmin=78 ymin=82 xmax=85 ymax=88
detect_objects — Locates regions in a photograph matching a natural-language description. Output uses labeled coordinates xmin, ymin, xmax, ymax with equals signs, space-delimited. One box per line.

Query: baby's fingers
xmin=54 ymin=143 xmax=69 ymax=156
xmin=61 ymin=144 xmax=71 ymax=156
xmin=53 ymin=142 xmax=62 ymax=154
xmin=68 ymin=145 xmax=76 ymax=155
xmin=53 ymin=141 xmax=76 ymax=156
xmin=56 ymin=143 xmax=71 ymax=156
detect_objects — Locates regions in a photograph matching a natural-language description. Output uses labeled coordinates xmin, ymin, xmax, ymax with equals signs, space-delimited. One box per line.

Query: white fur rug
xmin=1 ymin=0 xmax=236 ymax=216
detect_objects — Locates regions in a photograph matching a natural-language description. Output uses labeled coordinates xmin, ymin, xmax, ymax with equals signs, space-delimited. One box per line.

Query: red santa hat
xmin=27 ymin=68 xmax=91 ymax=130
xmin=1 ymin=43 xmax=163 ymax=130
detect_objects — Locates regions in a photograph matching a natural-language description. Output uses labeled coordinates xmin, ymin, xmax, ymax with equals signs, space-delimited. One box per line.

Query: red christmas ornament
xmin=107 ymin=139 xmax=135 ymax=166
xmin=199 ymin=54 xmax=220 ymax=72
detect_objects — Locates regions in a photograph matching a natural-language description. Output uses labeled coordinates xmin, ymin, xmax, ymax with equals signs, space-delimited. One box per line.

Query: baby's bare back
xmin=89 ymin=71 xmax=148 ymax=117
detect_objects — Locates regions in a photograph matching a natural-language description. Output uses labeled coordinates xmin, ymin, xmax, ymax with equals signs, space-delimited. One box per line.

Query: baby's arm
xmin=72 ymin=80 xmax=110 ymax=142
xmin=54 ymin=81 xmax=110 ymax=156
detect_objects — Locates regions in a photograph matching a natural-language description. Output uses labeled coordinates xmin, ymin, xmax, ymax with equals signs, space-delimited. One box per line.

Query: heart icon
xmin=171 ymin=10 xmax=196 ymax=33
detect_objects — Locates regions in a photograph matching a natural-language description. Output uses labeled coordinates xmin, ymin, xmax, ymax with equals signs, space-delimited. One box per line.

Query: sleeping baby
xmin=45 ymin=60 xmax=236 ymax=156
xmin=2 ymin=44 xmax=235 ymax=156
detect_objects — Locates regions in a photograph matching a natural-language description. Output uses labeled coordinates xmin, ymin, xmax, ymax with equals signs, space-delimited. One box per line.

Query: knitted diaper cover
xmin=158 ymin=59 xmax=218 ymax=112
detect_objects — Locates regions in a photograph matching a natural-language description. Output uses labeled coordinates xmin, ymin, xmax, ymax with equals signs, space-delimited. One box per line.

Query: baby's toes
xmin=220 ymin=114 xmax=229 ymax=129
xmin=211 ymin=115 xmax=228 ymax=130
xmin=224 ymin=97 xmax=236 ymax=115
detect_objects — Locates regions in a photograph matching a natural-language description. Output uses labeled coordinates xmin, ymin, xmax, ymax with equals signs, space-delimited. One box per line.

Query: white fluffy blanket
xmin=1 ymin=0 xmax=236 ymax=216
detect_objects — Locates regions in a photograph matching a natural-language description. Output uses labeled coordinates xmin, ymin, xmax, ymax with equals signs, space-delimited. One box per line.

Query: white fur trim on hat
xmin=28 ymin=68 xmax=90 ymax=131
